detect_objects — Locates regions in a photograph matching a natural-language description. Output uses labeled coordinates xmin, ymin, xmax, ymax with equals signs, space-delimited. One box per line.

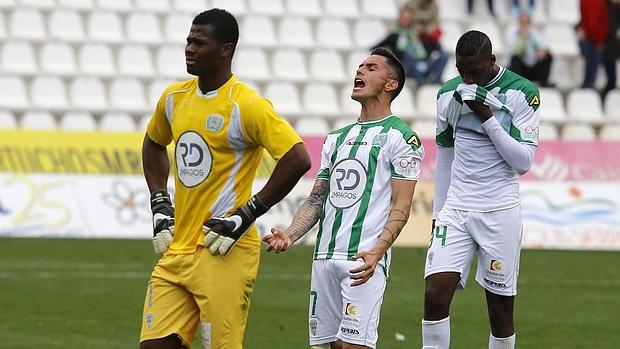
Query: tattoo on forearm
xmin=286 ymin=180 xmax=327 ymax=242
xmin=378 ymin=207 xmax=410 ymax=247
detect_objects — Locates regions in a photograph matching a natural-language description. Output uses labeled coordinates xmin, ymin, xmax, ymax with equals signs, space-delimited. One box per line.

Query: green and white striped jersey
xmin=314 ymin=115 xmax=425 ymax=272
xmin=436 ymin=66 xmax=541 ymax=212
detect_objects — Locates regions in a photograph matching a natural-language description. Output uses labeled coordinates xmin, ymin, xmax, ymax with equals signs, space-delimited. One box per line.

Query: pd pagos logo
xmin=176 ymin=131 xmax=213 ymax=187
xmin=329 ymin=159 xmax=367 ymax=209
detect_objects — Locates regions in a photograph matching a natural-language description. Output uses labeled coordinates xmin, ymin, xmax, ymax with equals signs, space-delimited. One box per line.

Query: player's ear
xmin=221 ymin=43 xmax=234 ymax=58
xmin=384 ymin=79 xmax=398 ymax=93
xmin=489 ymin=54 xmax=496 ymax=66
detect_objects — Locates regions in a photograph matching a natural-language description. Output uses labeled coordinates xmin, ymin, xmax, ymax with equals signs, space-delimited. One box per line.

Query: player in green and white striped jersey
xmin=264 ymin=48 xmax=424 ymax=349
xmin=422 ymin=31 xmax=540 ymax=349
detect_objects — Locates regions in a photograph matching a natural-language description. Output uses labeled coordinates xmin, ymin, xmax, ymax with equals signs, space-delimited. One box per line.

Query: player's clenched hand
xmin=150 ymin=189 xmax=175 ymax=254
xmin=263 ymin=228 xmax=293 ymax=253
xmin=464 ymin=100 xmax=493 ymax=122
xmin=203 ymin=195 xmax=269 ymax=256
xmin=349 ymin=250 xmax=382 ymax=286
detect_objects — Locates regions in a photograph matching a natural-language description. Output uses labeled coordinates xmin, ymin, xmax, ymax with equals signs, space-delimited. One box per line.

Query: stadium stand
xmin=78 ymin=43 xmax=116 ymax=77
xmin=561 ymin=123 xmax=598 ymax=141
xmin=59 ymin=111 xmax=97 ymax=131
xmin=40 ymin=42 xmax=78 ymax=76
xmin=539 ymin=122 xmax=560 ymax=141
xmin=0 ymin=110 xmax=17 ymax=129
xmin=599 ymin=124 xmax=620 ymax=140
xmin=272 ymin=48 xmax=309 ymax=82
xmin=49 ymin=9 xmax=85 ymax=43
xmin=411 ymin=119 xmax=436 ymax=139
xmin=264 ymin=81 xmax=302 ymax=117
xmin=303 ymin=82 xmax=340 ymax=117
xmin=21 ymin=110 xmax=57 ymax=130
xmin=0 ymin=0 xmax=616 ymax=140
xmin=309 ymin=50 xmax=347 ymax=83
xmin=100 ymin=111 xmax=136 ymax=132
xmin=286 ymin=0 xmax=321 ymax=18
xmin=567 ymin=89 xmax=605 ymax=124
xmin=30 ymin=76 xmax=69 ymax=111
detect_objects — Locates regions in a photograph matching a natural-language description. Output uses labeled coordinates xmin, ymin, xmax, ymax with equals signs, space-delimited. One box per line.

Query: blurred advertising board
xmin=1 ymin=131 xmax=619 ymax=249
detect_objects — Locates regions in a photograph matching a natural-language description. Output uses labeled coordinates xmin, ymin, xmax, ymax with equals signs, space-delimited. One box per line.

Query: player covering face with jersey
xmin=264 ymin=48 xmax=424 ymax=349
xmin=422 ymin=30 xmax=540 ymax=349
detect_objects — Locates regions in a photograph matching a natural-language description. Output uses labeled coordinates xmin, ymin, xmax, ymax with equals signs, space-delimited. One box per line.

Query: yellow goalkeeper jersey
xmin=147 ymin=75 xmax=302 ymax=254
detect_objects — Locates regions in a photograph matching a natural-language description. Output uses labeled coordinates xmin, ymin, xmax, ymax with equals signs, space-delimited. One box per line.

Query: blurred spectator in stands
xmin=407 ymin=0 xmax=441 ymax=44
xmin=604 ymin=0 xmax=620 ymax=97
xmin=467 ymin=0 xmax=496 ymax=17
xmin=507 ymin=12 xmax=552 ymax=86
xmin=512 ymin=0 xmax=536 ymax=16
xmin=578 ymin=0 xmax=616 ymax=95
xmin=373 ymin=5 xmax=448 ymax=85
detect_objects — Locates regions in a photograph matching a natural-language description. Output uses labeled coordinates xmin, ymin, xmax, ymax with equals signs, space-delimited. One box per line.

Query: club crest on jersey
xmin=206 ymin=114 xmax=224 ymax=132
xmin=372 ymin=133 xmax=388 ymax=147
xmin=497 ymin=93 xmax=507 ymax=104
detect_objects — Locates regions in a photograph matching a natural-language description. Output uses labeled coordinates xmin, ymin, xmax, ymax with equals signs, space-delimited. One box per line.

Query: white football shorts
xmin=424 ymin=205 xmax=523 ymax=296
xmin=309 ymin=259 xmax=387 ymax=349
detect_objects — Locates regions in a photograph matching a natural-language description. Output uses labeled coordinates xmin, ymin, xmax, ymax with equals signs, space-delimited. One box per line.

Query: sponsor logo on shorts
xmin=427 ymin=251 xmax=434 ymax=266
xmin=145 ymin=312 xmax=154 ymax=329
xmin=309 ymin=318 xmax=318 ymax=337
xmin=490 ymin=259 xmax=503 ymax=271
xmin=341 ymin=327 xmax=360 ymax=335
xmin=342 ymin=302 xmax=361 ymax=330
xmin=345 ymin=303 xmax=357 ymax=316
xmin=485 ymin=257 xmax=507 ymax=283
xmin=200 ymin=321 xmax=212 ymax=349
xmin=484 ymin=277 xmax=507 ymax=288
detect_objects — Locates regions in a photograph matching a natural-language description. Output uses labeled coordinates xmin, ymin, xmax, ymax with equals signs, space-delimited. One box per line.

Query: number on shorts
xmin=430 ymin=225 xmax=447 ymax=247
xmin=310 ymin=291 xmax=318 ymax=316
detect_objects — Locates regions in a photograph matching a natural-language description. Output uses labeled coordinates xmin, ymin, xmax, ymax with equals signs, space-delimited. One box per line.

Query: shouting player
xmin=140 ymin=9 xmax=310 ymax=349
xmin=422 ymin=30 xmax=540 ymax=349
xmin=263 ymin=47 xmax=424 ymax=349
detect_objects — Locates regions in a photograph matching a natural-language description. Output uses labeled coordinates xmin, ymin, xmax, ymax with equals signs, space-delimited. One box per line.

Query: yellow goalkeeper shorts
xmin=139 ymin=243 xmax=260 ymax=348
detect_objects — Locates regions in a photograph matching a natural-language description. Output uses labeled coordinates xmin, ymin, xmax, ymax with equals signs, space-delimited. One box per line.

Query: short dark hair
xmin=193 ymin=8 xmax=239 ymax=46
xmin=370 ymin=47 xmax=406 ymax=101
xmin=455 ymin=30 xmax=492 ymax=57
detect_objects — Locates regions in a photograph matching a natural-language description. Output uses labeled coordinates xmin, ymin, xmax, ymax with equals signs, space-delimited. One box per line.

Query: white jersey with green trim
xmin=436 ymin=66 xmax=540 ymax=212
xmin=314 ymin=115 xmax=425 ymax=272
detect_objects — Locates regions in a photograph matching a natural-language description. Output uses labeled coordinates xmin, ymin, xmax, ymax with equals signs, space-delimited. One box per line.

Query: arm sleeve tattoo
xmin=376 ymin=208 xmax=409 ymax=249
xmin=286 ymin=180 xmax=327 ymax=242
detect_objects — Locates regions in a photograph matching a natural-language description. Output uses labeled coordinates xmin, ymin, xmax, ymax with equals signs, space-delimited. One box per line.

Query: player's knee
xmin=424 ymin=283 xmax=450 ymax=306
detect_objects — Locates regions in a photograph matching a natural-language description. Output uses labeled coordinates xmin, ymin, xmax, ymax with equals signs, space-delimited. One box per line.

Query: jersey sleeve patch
xmin=406 ymin=133 xmax=421 ymax=148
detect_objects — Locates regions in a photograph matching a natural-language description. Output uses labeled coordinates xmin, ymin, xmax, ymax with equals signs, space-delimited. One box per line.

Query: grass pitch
xmin=0 ymin=238 xmax=618 ymax=348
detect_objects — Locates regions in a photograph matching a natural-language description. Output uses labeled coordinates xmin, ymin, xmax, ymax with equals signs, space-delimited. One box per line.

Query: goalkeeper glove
xmin=203 ymin=195 xmax=269 ymax=256
xmin=151 ymin=189 xmax=175 ymax=254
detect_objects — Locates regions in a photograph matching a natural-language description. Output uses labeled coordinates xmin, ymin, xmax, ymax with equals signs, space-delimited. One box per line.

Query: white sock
xmin=421 ymin=316 xmax=450 ymax=349
xmin=489 ymin=332 xmax=516 ymax=349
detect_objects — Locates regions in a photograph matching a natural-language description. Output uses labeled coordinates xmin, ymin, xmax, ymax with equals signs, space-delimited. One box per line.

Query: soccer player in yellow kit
xmin=139 ymin=9 xmax=311 ymax=349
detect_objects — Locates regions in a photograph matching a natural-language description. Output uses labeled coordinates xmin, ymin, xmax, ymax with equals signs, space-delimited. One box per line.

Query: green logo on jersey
xmin=372 ymin=133 xmax=388 ymax=147
xmin=206 ymin=114 xmax=224 ymax=132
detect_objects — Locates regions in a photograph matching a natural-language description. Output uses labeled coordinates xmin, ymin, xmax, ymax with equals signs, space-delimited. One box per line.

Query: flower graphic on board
xmin=0 ymin=199 xmax=8 ymax=214
xmin=102 ymin=181 xmax=149 ymax=224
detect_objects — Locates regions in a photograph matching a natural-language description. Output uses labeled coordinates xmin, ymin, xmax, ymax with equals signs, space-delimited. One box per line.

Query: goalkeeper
xmin=139 ymin=9 xmax=310 ymax=349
